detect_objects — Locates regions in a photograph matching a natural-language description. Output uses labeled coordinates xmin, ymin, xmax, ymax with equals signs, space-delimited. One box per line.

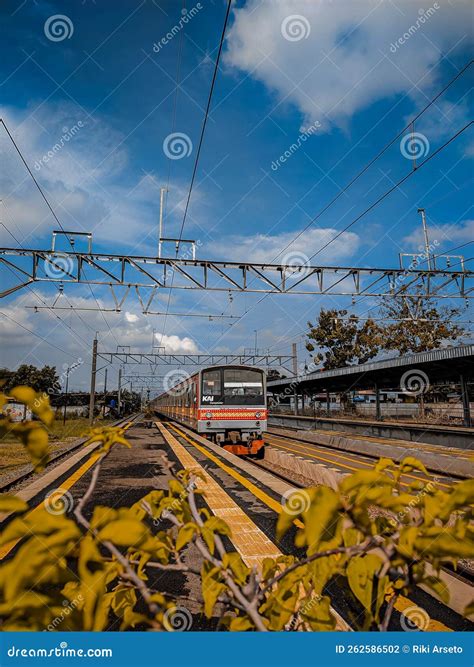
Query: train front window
xmin=202 ymin=370 xmax=222 ymax=398
xmin=201 ymin=368 xmax=264 ymax=405
xmin=223 ymin=369 xmax=264 ymax=405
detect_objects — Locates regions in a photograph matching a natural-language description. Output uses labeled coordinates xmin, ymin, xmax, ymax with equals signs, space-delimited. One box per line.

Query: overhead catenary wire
xmin=210 ymin=121 xmax=473 ymax=352
xmin=159 ymin=0 xmax=233 ymax=346
xmin=203 ymin=63 xmax=473 ymax=352
xmin=263 ymin=59 xmax=473 ymax=267
xmin=0 ymin=118 xmax=120 ymax=346
xmin=0 ymin=310 xmax=78 ymax=358
xmin=163 ymin=0 xmax=187 ymax=222
xmin=266 ymin=250 xmax=473 ymax=354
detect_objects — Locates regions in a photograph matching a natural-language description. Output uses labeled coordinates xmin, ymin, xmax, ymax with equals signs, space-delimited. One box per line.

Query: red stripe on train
xmin=198 ymin=409 xmax=267 ymax=420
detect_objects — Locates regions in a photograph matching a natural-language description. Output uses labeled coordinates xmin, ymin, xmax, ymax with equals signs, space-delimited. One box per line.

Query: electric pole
xmin=88 ymin=337 xmax=98 ymax=425
xmin=118 ymin=367 xmax=122 ymax=416
xmin=63 ymin=366 xmax=70 ymax=425
xmin=417 ymin=208 xmax=433 ymax=270
xmin=158 ymin=187 xmax=167 ymax=258
xmin=103 ymin=367 xmax=108 ymax=416
xmin=292 ymin=342 xmax=298 ymax=377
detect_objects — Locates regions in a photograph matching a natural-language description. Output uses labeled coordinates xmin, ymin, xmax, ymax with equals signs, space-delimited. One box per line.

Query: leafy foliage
xmin=306 ymin=309 xmax=383 ymax=369
xmin=379 ymin=297 xmax=465 ymax=355
xmin=0 ymin=387 xmax=473 ymax=632
xmin=0 ymin=365 xmax=60 ymax=394
xmin=305 ymin=300 xmax=465 ymax=369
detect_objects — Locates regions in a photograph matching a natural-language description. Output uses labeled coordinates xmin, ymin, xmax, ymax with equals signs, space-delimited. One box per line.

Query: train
xmin=152 ymin=365 xmax=267 ymax=458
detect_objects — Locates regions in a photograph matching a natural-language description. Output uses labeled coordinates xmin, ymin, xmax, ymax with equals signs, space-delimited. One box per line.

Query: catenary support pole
xmin=460 ymin=374 xmax=471 ymax=427
xmin=88 ymin=337 xmax=98 ymax=425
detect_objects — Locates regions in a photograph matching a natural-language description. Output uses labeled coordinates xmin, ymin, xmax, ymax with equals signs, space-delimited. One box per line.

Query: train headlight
xmin=205 ymin=412 xmax=212 ymax=419
xmin=255 ymin=411 xmax=262 ymax=419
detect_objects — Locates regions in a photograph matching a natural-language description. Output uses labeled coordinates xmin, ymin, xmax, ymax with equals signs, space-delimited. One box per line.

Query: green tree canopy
xmin=1 ymin=364 xmax=60 ymax=394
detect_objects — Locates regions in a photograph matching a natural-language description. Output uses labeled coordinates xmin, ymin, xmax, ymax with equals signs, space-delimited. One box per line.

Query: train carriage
xmin=152 ymin=365 xmax=267 ymax=458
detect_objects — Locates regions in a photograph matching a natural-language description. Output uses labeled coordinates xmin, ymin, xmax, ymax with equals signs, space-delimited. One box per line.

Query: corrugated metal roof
xmin=268 ymin=344 xmax=474 ymax=389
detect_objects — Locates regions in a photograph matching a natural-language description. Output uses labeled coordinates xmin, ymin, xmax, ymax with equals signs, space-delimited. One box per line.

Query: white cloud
xmin=225 ymin=0 xmax=472 ymax=132
xmin=154 ymin=332 xmax=199 ymax=354
xmin=0 ymin=291 xmax=199 ymax=387
xmin=0 ymin=102 xmax=194 ymax=250
xmin=402 ymin=218 xmax=474 ymax=251
xmin=206 ymin=226 xmax=360 ymax=264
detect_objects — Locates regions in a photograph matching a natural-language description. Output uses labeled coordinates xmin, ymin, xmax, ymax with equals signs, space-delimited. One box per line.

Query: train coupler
xmin=222 ymin=439 xmax=265 ymax=458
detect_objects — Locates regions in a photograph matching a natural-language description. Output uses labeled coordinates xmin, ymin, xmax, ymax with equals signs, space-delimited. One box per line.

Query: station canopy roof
xmin=267 ymin=344 xmax=474 ymax=393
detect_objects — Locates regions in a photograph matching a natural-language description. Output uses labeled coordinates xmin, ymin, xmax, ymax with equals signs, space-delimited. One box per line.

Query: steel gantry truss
xmin=1 ymin=247 xmax=472 ymax=299
xmin=98 ymin=351 xmax=296 ymax=370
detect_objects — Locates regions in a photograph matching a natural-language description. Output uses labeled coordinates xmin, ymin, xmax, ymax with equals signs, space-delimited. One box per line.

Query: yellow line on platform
xmin=157 ymin=422 xmax=282 ymax=571
xmin=167 ymin=424 xmax=303 ymax=525
xmin=166 ymin=423 xmax=452 ymax=632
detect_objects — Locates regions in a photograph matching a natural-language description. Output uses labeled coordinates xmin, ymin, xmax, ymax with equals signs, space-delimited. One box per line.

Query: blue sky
xmin=0 ymin=0 xmax=472 ymax=392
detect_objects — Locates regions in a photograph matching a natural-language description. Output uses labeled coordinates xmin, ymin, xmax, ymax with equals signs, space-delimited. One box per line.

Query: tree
xmin=267 ymin=369 xmax=287 ymax=381
xmin=2 ymin=364 xmax=60 ymax=394
xmin=380 ymin=297 xmax=465 ymax=355
xmin=306 ymin=309 xmax=382 ymax=369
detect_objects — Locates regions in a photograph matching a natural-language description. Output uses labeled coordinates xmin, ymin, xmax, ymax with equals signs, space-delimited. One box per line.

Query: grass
xmin=0 ymin=416 xmax=113 ymax=475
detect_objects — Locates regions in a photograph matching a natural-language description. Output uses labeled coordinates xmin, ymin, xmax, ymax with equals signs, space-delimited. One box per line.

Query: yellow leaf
xmin=447 ymin=479 xmax=474 ymax=510
xmin=347 ymin=554 xmax=389 ymax=622
xmin=0 ymin=494 xmax=28 ymax=514
xmin=300 ymin=595 xmax=336 ymax=631
xmin=226 ymin=552 xmax=250 ymax=585
xmin=98 ymin=519 xmax=149 ymax=548
xmin=229 ymin=616 xmax=254 ymax=631
xmin=201 ymin=562 xmax=226 ymax=618
xmin=176 ymin=523 xmax=197 ymax=551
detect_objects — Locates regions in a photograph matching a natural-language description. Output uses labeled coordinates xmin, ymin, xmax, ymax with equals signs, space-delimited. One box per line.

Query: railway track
xmin=268 ymin=413 xmax=474 ymax=450
xmin=0 ymin=413 xmax=142 ymax=494
xmin=264 ymin=430 xmax=464 ymax=488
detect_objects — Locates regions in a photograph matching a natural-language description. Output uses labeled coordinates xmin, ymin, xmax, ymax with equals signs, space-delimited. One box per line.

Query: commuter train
xmin=152 ymin=365 xmax=267 ymax=458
